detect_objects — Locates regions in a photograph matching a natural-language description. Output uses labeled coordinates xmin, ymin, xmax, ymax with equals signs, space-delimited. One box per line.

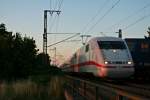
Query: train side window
xmin=72 ymin=53 xmax=77 ymax=64
xmin=141 ymin=43 xmax=149 ymax=49
xmin=126 ymin=42 xmax=135 ymax=51
xmin=74 ymin=53 xmax=77 ymax=61
xmin=141 ymin=43 xmax=149 ymax=52
xmin=85 ymin=44 xmax=89 ymax=52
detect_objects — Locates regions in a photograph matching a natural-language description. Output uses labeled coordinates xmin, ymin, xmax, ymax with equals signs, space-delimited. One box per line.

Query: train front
xmin=97 ymin=38 xmax=134 ymax=78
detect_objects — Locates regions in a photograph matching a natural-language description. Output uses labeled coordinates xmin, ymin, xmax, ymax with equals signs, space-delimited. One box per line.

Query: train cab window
xmin=85 ymin=44 xmax=89 ymax=52
xmin=98 ymin=41 xmax=126 ymax=49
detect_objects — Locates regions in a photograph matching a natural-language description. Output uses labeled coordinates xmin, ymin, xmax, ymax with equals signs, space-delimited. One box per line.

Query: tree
xmin=0 ymin=23 xmax=6 ymax=32
xmin=0 ymin=23 xmax=55 ymax=80
xmin=0 ymin=23 xmax=14 ymax=79
xmin=0 ymin=23 xmax=38 ymax=79
xmin=35 ymin=53 xmax=50 ymax=69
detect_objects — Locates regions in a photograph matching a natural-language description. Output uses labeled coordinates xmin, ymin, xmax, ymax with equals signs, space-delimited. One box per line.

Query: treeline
xmin=0 ymin=23 xmax=60 ymax=80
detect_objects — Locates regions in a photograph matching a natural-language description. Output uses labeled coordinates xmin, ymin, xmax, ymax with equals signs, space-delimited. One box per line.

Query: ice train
xmin=61 ymin=37 xmax=134 ymax=78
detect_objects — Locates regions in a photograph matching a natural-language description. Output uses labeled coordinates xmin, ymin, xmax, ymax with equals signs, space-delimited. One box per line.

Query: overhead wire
xmin=48 ymin=0 xmax=64 ymax=45
xmin=53 ymin=0 xmax=63 ymax=10
xmin=48 ymin=0 xmax=55 ymax=32
xmin=106 ymin=2 xmax=150 ymax=30
xmin=122 ymin=13 xmax=150 ymax=30
xmin=86 ymin=0 xmax=121 ymax=34
xmin=48 ymin=33 xmax=80 ymax=47
xmin=48 ymin=0 xmax=63 ymax=32
xmin=55 ymin=0 xmax=63 ymax=32
xmin=81 ymin=0 xmax=110 ymax=34
xmin=49 ymin=0 xmax=51 ymax=10
xmin=54 ymin=0 xmax=58 ymax=10
xmin=55 ymin=15 xmax=60 ymax=32
xmin=49 ymin=14 xmax=58 ymax=32
xmin=58 ymin=0 xmax=64 ymax=10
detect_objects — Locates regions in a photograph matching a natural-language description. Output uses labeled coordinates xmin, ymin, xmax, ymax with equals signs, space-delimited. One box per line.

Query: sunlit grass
xmin=0 ymin=75 xmax=66 ymax=100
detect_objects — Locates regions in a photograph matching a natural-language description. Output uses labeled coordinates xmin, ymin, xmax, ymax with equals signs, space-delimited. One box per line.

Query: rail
xmin=64 ymin=75 xmax=149 ymax=100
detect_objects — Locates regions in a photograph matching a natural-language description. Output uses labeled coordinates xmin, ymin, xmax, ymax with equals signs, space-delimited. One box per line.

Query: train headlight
xmin=104 ymin=61 xmax=108 ymax=64
xmin=113 ymin=49 xmax=116 ymax=53
xmin=128 ymin=61 xmax=132 ymax=64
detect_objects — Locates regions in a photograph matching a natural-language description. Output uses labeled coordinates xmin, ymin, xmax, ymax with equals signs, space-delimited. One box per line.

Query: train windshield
xmin=98 ymin=41 xmax=126 ymax=49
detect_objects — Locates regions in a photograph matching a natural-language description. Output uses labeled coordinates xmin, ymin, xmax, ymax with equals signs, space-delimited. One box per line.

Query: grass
xmin=0 ymin=75 xmax=66 ymax=100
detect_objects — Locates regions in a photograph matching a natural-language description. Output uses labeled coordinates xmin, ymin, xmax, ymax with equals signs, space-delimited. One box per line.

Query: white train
xmin=61 ymin=37 xmax=134 ymax=78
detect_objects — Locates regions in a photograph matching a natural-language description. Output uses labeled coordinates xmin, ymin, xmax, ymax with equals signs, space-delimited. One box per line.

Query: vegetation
xmin=0 ymin=23 xmax=62 ymax=80
xmin=0 ymin=76 xmax=66 ymax=100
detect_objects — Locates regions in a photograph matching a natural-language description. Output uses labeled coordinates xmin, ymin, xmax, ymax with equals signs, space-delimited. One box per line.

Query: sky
xmin=1 ymin=0 xmax=150 ymax=64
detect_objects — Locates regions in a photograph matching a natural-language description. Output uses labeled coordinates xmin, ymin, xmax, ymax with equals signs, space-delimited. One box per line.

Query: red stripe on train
xmin=64 ymin=61 xmax=133 ymax=69
xmin=70 ymin=61 xmax=116 ymax=68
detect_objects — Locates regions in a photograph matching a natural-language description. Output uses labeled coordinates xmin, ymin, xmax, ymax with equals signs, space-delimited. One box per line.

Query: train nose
xmin=101 ymin=67 xmax=134 ymax=78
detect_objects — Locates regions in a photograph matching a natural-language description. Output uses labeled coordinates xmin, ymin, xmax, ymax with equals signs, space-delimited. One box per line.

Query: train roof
xmin=87 ymin=36 xmax=124 ymax=43
xmin=125 ymin=38 xmax=150 ymax=41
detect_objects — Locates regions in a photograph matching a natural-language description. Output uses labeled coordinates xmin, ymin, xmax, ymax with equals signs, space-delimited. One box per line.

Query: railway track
xmin=94 ymin=78 xmax=150 ymax=98
xmin=65 ymin=75 xmax=150 ymax=99
xmin=124 ymin=82 xmax=150 ymax=91
xmin=97 ymin=81 xmax=150 ymax=99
